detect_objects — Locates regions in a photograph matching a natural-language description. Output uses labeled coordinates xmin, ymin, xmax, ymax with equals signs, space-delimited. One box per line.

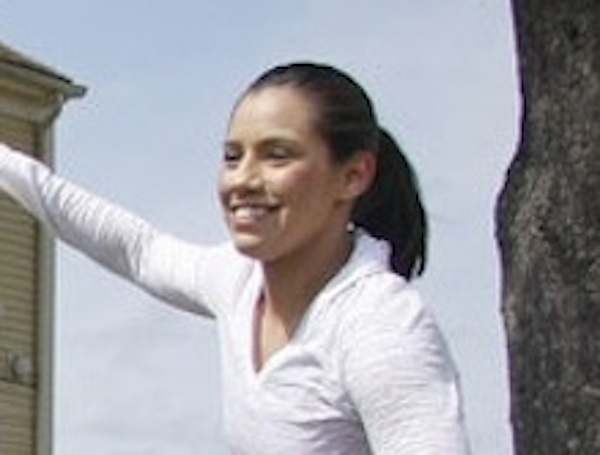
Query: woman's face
xmin=218 ymin=86 xmax=358 ymax=263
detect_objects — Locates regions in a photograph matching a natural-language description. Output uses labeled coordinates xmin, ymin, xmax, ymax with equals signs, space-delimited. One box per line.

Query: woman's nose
xmin=227 ymin=156 xmax=264 ymax=190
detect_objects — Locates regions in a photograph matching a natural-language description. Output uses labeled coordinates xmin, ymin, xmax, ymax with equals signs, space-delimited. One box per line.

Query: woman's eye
xmin=268 ymin=145 xmax=292 ymax=160
xmin=223 ymin=146 xmax=242 ymax=164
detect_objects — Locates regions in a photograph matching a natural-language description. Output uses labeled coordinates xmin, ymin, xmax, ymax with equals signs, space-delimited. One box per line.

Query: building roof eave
xmin=0 ymin=41 xmax=86 ymax=101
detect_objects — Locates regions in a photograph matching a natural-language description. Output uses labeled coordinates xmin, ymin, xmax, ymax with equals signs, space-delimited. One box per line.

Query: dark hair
xmin=245 ymin=62 xmax=427 ymax=279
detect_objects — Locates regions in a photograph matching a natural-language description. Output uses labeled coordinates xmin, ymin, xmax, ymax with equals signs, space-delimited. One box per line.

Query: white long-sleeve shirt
xmin=0 ymin=143 xmax=471 ymax=454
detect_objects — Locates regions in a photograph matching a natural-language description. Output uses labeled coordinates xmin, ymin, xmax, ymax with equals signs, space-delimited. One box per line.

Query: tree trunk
xmin=496 ymin=0 xmax=600 ymax=453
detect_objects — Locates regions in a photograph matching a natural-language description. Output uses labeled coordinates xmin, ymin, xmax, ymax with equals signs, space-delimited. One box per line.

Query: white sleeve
xmin=342 ymin=286 xmax=471 ymax=455
xmin=0 ymin=143 xmax=233 ymax=317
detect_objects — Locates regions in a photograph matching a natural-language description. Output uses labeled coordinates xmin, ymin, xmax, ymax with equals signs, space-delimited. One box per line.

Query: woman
xmin=0 ymin=63 xmax=470 ymax=454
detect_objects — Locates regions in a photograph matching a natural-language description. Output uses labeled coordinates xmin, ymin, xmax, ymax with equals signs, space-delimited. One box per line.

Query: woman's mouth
xmin=229 ymin=203 xmax=277 ymax=226
xmin=232 ymin=205 xmax=269 ymax=222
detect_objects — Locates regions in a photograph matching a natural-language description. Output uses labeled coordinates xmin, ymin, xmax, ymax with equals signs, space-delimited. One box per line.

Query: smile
xmin=229 ymin=204 xmax=277 ymax=225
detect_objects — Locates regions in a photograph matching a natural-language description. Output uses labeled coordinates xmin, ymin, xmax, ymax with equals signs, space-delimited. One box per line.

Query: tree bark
xmin=496 ymin=1 xmax=600 ymax=453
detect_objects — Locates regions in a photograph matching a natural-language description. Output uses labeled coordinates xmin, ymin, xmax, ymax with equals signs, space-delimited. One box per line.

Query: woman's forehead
xmin=228 ymin=86 xmax=318 ymax=137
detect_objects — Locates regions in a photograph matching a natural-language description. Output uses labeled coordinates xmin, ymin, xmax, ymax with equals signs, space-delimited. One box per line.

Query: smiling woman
xmin=221 ymin=85 xmax=363 ymax=267
xmin=0 ymin=62 xmax=470 ymax=454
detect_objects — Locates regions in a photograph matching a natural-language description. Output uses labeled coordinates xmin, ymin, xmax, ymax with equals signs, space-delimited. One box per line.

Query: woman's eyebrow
xmin=222 ymin=139 xmax=241 ymax=149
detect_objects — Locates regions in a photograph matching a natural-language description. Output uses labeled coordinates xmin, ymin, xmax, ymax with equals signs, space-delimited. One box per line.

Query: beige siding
xmin=0 ymin=116 xmax=38 ymax=455
xmin=0 ymin=113 xmax=37 ymax=151
xmin=0 ymin=381 xmax=35 ymax=455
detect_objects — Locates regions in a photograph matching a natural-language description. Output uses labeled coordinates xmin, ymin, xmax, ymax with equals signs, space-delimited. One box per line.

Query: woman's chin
xmin=231 ymin=233 xmax=269 ymax=259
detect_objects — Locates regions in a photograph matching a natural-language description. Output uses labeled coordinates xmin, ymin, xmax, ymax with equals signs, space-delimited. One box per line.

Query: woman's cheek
xmin=273 ymin=163 xmax=322 ymax=194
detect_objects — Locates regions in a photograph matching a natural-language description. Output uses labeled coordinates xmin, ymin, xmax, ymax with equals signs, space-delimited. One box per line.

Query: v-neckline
xmin=247 ymin=267 xmax=316 ymax=381
xmin=250 ymin=288 xmax=300 ymax=379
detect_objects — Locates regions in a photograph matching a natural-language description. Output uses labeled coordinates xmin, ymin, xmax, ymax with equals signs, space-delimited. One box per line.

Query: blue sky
xmin=2 ymin=1 xmax=519 ymax=453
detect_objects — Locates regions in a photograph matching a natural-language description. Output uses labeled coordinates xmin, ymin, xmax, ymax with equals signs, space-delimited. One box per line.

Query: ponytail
xmin=352 ymin=128 xmax=428 ymax=279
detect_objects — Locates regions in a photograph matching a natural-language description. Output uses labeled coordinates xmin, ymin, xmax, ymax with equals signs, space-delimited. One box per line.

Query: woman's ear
xmin=340 ymin=151 xmax=377 ymax=201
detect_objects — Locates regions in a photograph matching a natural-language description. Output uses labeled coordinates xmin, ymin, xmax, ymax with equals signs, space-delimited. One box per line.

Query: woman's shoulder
xmin=330 ymin=231 xmax=433 ymax=337
xmin=354 ymin=271 xmax=423 ymax=315
xmin=338 ymin=271 xmax=438 ymax=346
xmin=190 ymin=241 xmax=258 ymax=311
xmin=195 ymin=241 xmax=256 ymax=288
xmin=338 ymin=273 xmax=455 ymax=383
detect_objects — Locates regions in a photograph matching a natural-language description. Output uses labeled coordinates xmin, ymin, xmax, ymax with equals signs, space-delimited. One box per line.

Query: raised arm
xmin=0 ymin=143 xmax=227 ymax=317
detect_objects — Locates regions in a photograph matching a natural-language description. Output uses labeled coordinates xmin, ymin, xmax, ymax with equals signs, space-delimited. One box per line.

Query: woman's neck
xmin=260 ymin=227 xmax=354 ymax=330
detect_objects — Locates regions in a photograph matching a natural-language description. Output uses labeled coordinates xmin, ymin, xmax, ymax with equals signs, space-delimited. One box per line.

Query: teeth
xmin=233 ymin=206 xmax=269 ymax=221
